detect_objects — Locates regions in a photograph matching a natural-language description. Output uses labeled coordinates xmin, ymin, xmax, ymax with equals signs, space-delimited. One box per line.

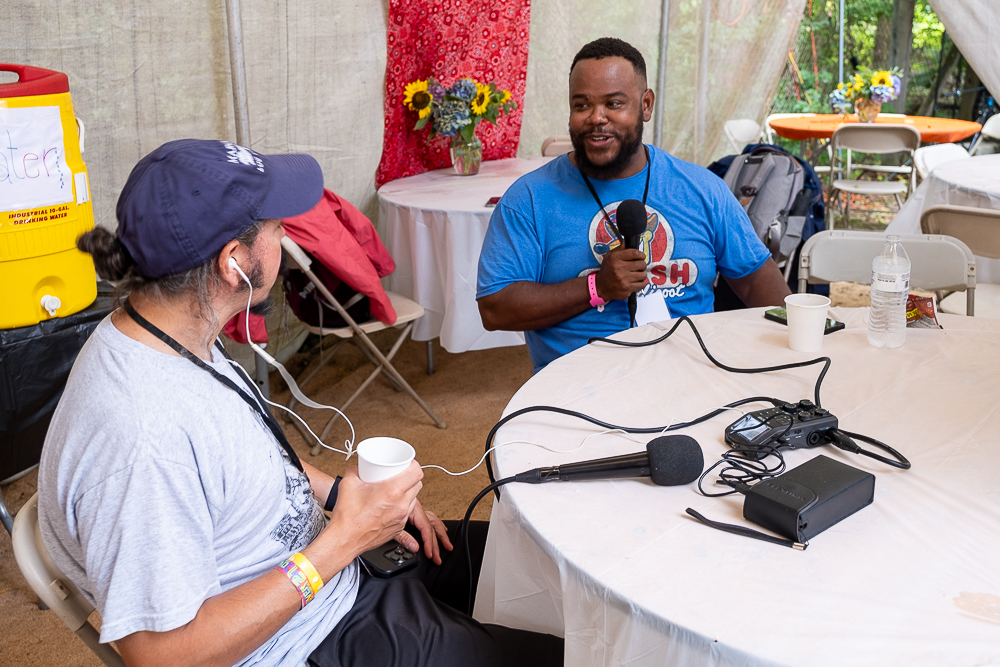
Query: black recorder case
xmin=744 ymin=455 xmax=874 ymax=542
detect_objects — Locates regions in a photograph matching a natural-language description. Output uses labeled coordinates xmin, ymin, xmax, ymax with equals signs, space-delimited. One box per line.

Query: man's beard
xmin=571 ymin=114 xmax=645 ymax=180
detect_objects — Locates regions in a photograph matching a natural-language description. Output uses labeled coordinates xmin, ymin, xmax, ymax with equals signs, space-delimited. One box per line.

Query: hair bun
xmin=77 ymin=227 xmax=135 ymax=280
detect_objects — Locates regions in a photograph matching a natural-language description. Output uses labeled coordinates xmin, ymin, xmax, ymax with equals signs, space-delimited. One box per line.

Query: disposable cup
xmin=356 ymin=437 xmax=416 ymax=482
xmin=784 ymin=294 xmax=831 ymax=352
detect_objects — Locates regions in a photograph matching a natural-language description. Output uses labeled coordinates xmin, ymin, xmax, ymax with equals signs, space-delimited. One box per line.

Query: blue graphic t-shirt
xmin=477 ymin=145 xmax=770 ymax=371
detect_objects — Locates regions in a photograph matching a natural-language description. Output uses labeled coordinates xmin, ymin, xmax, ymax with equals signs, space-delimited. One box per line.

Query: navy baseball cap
xmin=116 ymin=139 xmax=324 ymax=278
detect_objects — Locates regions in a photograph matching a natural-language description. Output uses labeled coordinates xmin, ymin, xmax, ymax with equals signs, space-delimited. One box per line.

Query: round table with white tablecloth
xmin=888 ymin=153 xmax=1000 ymax=283
xmin=378 ymin=157 xmax=552 ymax=353
xmin=474 ymin=307 xmax=1000 ymax=667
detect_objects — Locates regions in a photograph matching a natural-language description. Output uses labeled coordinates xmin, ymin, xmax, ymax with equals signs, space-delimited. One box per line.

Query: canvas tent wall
xmin=1 ymin=0 xmax=806 ymax=232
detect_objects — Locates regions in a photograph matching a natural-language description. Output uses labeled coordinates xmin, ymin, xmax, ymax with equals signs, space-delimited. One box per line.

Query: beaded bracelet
xmin=276 ymin=552 xmax=324 ymax=607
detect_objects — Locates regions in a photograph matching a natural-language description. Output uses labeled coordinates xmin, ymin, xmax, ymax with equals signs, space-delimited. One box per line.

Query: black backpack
xmin=722 ymin=146 xmax=812 ymax=266
xmin=283 ymin=248 xmax=371 ymax=329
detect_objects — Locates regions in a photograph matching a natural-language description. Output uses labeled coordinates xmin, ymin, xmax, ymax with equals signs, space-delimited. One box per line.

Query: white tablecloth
xmin=474 ymin=308 xmax=1000 ymax=666
xmin=888 ymin=154 xmax=1000 ymax=283
xmin=379 ymin=157 xmax=552 ymax=352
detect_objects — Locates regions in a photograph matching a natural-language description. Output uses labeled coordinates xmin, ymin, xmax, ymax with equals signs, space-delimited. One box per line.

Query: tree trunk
xmin=958 ymin=66 xmax=981 ymax=121
xmin=918 ymin=41 xmax=961 ymax=117
xmin=889 ymin=0 xmax=916 ymax=112
xmin=874 ymin=14 xmax=893 ymax=69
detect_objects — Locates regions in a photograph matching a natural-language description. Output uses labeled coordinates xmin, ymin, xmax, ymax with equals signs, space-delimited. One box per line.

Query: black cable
xmin=587 ymin=316 xmax=832 ymax=409
xmin=460 ymin=476 xmax=515 ymax=616
xmin=829 ymin=429 xmax=911 ymax=469
xmin=485 ymin=316 xmax=831 ymax=497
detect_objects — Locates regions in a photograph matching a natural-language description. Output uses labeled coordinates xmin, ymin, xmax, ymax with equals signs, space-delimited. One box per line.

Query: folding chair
xmin=969 ymin=115 xmax=1000 ymax=156
xmin=920 ymin=205 xmax=1000 ymax=317
xmin=280 ymin=237 xmax=446 ymax=456
xmin=12 ymin=493 xmax=126 ymax=667
xmin=540 ymin=135 xmax=572 ymax=156
xmin=797 ymin=231 xmax=976 ymax=316
xmin=912 ymin=143 xmax=970 ymax=181
xmin=723 ymin=119 xmax=763 ymax=154
xmin=827 ymin=124 xmax=920 ymax=229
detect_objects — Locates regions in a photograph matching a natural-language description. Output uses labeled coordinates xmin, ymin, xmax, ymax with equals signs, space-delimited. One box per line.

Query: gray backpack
xmin=723 ymin=148 xmax=811 ymax=265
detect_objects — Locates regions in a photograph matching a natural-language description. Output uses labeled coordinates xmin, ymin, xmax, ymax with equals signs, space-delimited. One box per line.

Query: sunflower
xmin=871 ymin=71 xmax=892 ymax=87
xmin=500 ymin=89 xmax=511 ymax=104
xmin=403 ymin=79 xmax=434 ymax=118
xmin=471 ymin=82 xmax=491 ymax=115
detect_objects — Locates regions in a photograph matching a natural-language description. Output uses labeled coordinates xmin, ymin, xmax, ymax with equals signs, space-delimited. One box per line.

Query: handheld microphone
xmin=615 ymin=199 xmax=648 ymax=327
xmin=514 ymin=435 xmax=703 ymax=486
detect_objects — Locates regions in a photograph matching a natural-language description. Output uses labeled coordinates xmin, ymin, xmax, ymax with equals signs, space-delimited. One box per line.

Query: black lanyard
xmin=122 ymin=301 xmax=305 ymax=473
xmin=579 ymin=145 xmax=652 ymax=241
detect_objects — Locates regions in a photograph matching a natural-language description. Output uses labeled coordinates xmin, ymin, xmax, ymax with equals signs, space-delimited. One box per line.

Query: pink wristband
xmin=588 ymin=272 xmax=606 ymax=308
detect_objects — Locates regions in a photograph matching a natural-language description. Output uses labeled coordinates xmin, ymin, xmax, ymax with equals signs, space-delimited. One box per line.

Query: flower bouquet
xmin=828 ymin=68 xmax=902 ymax=122
xmin=403 ymin=77 xmax=517 ymax=175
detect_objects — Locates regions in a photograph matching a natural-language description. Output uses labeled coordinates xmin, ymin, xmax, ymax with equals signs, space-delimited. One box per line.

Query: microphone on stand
xmin=514 ymin=435 xmax=704 ymax=486
xmin=615 ymin=199 xmax=648 ymax=328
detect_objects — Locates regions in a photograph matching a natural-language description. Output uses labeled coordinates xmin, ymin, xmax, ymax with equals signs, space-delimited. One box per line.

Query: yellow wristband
xmin=289 ymin=552 xmax=324 ymax=594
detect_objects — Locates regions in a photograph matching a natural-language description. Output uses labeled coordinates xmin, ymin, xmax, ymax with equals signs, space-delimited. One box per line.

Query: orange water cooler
xmin=1 ymin=64 xmax=97 ymax=329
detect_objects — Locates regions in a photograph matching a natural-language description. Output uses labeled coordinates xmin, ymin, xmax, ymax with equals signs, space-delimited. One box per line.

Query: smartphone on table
xmin=764 ymin=307 xmax=845 ymax=334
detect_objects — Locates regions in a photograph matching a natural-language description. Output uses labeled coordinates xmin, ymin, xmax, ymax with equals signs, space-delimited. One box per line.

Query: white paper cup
xmin=356 ymin=437 xmax=416 ymax=482
xmin=784 ymin=294 xmax=832 ymax=352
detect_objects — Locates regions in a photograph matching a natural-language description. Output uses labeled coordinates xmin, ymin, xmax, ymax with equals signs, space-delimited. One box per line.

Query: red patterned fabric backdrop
xmin=375 ymin=0 xmax=532 ymax=189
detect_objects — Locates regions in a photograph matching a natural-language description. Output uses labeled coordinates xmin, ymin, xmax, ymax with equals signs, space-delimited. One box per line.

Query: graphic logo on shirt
xmin=585 ymin=201 xmax=698 ymax=299
xmin=269 ymin=463 xmax=324 ymax=551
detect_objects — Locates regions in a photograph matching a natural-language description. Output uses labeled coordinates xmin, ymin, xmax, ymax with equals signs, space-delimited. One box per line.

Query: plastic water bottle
xmin=867 ymin=235 xmax=910 ymax=348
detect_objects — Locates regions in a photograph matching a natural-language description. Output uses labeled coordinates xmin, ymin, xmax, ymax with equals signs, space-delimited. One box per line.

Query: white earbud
xmin=229 ymin=257 xmax=250 ymax=284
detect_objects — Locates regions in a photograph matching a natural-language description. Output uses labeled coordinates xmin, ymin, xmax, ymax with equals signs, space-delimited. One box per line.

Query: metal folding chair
xmin=920 ymin=205 xmax=1000 ymax=317
xmin=540 ymin=135 xmax=572 ymax=156
xmin=827 ymin=124 xmax=921 ymax=229
xmin=12 ymin=493 xmax=125 ymax=666
xmin=797 ymin=230 xmax=976 ymax=316
xmin=723 ymin=119 xmax=763 ymax=154
xmin=280 ymin=237 xmax=446 ymax=456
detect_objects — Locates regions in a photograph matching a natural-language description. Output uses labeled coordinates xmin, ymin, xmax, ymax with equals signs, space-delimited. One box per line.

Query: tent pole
xmin=694 ymin=0 xmax=710 ymax=163
xmin=224 ymin=0 xmax=252 ymax=148
xmin=838 ymin=0 xmax=844 ymax=84
xmin=654 ymin=0 xmax=671 ymax=148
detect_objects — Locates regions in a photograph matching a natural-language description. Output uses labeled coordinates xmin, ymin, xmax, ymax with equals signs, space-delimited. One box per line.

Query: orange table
xmin=768 ymin=114 xmax=982 ymax=144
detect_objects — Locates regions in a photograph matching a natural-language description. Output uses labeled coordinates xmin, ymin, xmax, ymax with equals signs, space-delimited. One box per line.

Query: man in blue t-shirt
xmin=477 ymin=37 xmax=791 ymax=371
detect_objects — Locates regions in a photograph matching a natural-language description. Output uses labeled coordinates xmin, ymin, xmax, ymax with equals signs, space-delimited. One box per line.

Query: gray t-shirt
xmin=38 ymin=316 xmax=359 ymax=666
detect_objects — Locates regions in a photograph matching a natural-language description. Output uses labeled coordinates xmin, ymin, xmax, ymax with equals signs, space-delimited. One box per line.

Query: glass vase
xmin=856 ymin=98 xmax=881 ymax=123
xmin=450 ymin=134 xmax=482 ymax=176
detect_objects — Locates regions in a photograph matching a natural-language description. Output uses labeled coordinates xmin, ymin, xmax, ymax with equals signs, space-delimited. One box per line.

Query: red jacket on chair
xmin=224 ymin=189 xmax=396 ymax=344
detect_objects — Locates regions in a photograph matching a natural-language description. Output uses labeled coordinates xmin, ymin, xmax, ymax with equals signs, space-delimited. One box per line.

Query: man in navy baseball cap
xmin=45 ymin=139 xmax=564 ymax=667
xmin=115 ymin=138 xmax=324 ymax=278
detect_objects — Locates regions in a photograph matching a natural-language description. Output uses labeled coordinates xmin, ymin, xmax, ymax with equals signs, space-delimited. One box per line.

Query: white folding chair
xmin=969 ymin=115 xmax=1000 ymax=156
xmin=912 ymin=143 xmax=971 ymax=180
xmin=280 ymin=237 xmax=446 ymax=455
xmin=827 ymin=124 xmax=921 ymax=228
xmin=12 ymin=493 xmax=125 ymax=667
xmin=540 ymin=135 xmax=572 ymax=156
xmin=920 ymin=205 xmax=1000 ymax=318
xmin=797 ymin=230 xmax=976 ymax=317
xmin=723 ymin=119 xmax=763 ymax=154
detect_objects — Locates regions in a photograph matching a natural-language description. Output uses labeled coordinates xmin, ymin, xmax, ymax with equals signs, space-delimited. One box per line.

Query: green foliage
xmin=772 ymin=0 xmax=946 ymax=117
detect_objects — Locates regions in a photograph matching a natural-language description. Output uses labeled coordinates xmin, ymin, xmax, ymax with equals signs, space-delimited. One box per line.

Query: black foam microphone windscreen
xmin=615 ymin=198 xmax=648 ymax=247
xmin=647 ymin=435 xmax=704 ymax=486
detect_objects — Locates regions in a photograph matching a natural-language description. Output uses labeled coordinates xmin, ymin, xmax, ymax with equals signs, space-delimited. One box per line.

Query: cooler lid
xmin=0 ymin=64 xmax=70 ymax=98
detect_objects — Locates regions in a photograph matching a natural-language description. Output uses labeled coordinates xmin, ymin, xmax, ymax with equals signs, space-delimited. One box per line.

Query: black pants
xmin=308 ymin=521 xmax=563 ymax=667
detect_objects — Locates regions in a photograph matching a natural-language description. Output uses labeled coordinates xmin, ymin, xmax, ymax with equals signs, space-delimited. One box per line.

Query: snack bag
xmin=906 ymin=295 xmax=942 ymax=329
